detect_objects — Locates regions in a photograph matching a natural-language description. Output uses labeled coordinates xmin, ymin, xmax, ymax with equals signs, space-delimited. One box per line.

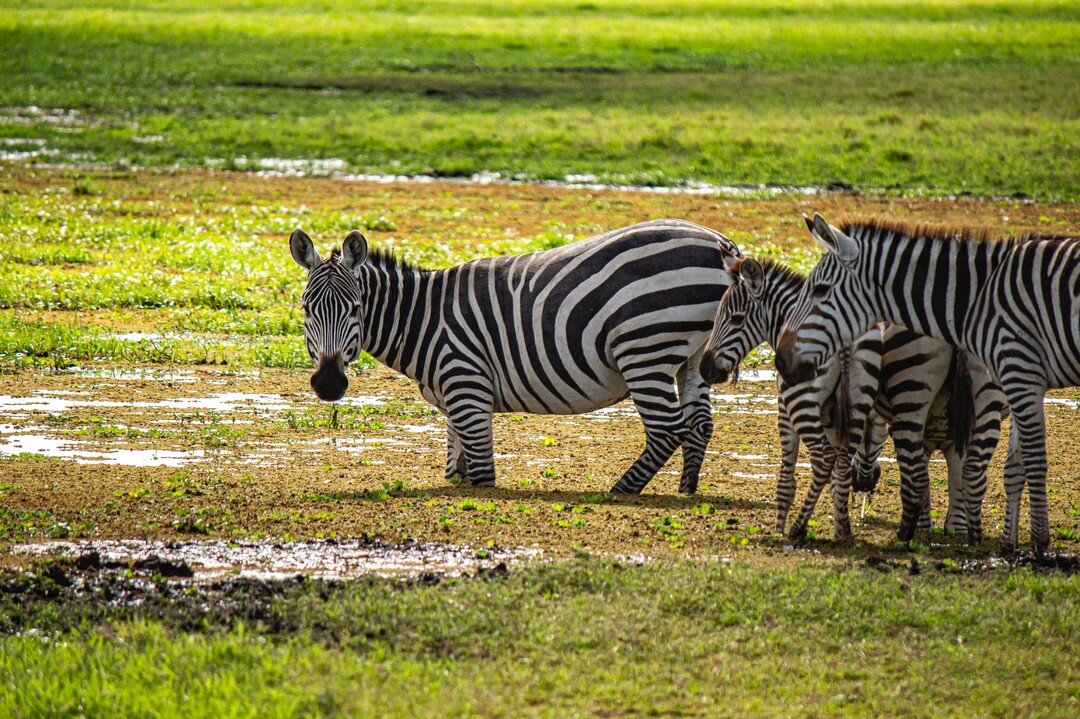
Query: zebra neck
xmin=357 ymin=263 xmax=431 ymax=379
xmin=766 ymin=272 xmax=806 ymax=349
xmin=866 ymin=231 xmax=1005 ymax=348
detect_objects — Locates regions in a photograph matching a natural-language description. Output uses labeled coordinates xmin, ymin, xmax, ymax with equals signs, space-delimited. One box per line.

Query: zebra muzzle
xmin=700 ymin=350 xmax=730 ymax=384
xmin=311 ymin=354 xmax=349 ymax=402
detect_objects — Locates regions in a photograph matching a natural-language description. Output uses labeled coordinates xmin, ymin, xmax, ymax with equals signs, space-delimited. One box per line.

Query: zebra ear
xmin=809 ymin=213 xmax=859 ymax=265
xmin=341 ymin=230 xmax=369 ymax=273
xmin=740 ymin=257 xmax=766 ymax=298
xmin=290 ymin=228 xmax=320 ymax=271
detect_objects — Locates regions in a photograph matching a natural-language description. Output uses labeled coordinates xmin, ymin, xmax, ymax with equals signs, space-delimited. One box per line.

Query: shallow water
xmin=12 ymin=539 xmax=538 ymax=581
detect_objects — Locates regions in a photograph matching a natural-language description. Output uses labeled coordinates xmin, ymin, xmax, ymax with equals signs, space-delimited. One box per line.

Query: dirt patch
xmin=1 ymin=367 xmax=1078 ymax=564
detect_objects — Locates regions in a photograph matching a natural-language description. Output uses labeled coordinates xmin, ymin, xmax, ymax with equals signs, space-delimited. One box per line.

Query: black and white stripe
xmin=777 ymin=214 xmax=1078 ymax=555
xmin=291 ymin=220 xmax=741 ymax=493
xmin=852 ymin=328 xmax=1008 ymax=545
xmin=701 ymin=257 xmax=882 ymax=540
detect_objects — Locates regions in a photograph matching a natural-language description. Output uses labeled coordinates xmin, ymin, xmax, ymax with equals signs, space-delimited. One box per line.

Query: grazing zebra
xmin=290 ymin=219 xmax=742 ymax=494
xmin=851 ymin=330 xmax=1008 ymax=545
xmin=776 ymin=214 xmax=1079 ymax=555
xmin=700 ymin=256 xmax=882 ymax=540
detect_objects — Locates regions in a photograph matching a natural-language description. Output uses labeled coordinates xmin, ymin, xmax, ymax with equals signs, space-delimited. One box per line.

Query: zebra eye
xmin=730 ymin=312 xmax=745 ymax=327
xmin=812 ymin=283 xmax=830 ymax=298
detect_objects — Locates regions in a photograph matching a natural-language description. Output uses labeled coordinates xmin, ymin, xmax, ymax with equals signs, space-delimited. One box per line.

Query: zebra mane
xmin=325 ymin=247 xmax=425 ymax=272
xmin=837 ymin=216 xmax=1073 ymax=246
xmin=728 ymin=256 xmax=805 ymax=286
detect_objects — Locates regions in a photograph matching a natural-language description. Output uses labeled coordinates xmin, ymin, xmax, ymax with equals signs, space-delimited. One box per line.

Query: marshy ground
xmin=2 ymin=169 xmax=1079 ymax=715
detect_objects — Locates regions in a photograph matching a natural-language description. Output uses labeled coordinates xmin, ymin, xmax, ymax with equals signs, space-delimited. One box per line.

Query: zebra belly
xmin=491 ymin=366 xmax=630 ymax=414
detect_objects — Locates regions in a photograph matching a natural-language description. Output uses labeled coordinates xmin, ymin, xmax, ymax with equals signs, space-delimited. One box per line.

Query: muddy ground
xmin=1 ymin=365 xmax=1078 ymax=569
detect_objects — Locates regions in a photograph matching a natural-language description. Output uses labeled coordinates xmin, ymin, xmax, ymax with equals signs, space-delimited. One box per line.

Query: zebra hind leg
xmin=611 ymin=372 xmax=689 ymax=494
xmin=828 ymin=448 xmax=854 ymax=539
xmin=676 ymin=355 xmax=713 ymax=495
xmin=942 ymin=446 xmax=968 ymax=535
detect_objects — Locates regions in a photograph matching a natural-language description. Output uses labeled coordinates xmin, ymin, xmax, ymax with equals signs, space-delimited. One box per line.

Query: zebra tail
xmin=835 ymin=349 xmax=852 ymax=446
xmin=948 ymin=350 xmax=975 ymax=458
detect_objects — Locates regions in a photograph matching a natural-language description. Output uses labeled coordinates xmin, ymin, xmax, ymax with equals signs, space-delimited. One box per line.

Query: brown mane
xmin=836 ymin=215 xmax=1075 ymax=245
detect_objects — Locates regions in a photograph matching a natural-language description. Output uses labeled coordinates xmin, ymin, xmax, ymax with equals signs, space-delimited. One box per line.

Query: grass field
xmin=3 ymin=559 xmax=1078 ymax=718
xmin=1 ymin=0 xmax=1078 ymax=197
xmin=2 ymin=1 xmax=1079 ymax=716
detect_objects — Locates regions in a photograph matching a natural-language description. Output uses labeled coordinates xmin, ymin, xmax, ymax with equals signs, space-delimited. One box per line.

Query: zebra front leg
xmin=676 ymin=355 xmax=713 ymax=494
xmin=611 ymin=375 xmax=688 ymax=494
xmin=787 ymin=441 xmax=836 ymax=542
xmin=444 ymin=393 xmax=497 ymax=488
xmin=444 ymin=421 xmax=468 ymax=483
xmin=774 ymin=396 xmax=800 ymax=534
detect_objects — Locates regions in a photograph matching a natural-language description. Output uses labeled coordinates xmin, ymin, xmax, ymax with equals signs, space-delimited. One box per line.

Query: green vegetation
xmin=2 ymin=558 xmax=1078 ymax=717
xmin=0 ymin=1 xmax=1077 ymax=197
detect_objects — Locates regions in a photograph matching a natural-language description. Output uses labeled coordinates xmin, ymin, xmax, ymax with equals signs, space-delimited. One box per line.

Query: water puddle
xmin=0 ymin=390 xmax=290 ymax=414
xmin=12 ymin=539 xmax=537 ymax=581
xmin=0 ymin=428 xmax=207 ymax=467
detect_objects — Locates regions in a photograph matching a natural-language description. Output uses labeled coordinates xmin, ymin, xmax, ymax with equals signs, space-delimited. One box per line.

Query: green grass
xmin=0 ymin=1 xmax=1077 ymax=197
xmin=2 ymin=558 xmax=1078 ymax=717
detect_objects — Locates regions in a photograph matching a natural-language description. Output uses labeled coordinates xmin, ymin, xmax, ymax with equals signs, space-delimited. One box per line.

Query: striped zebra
xmin=851 ymin=329 xmax=1008 ymax=545
xmin=290 ymin=219 xmax=742 ymax=494
xmin=700 ymin=256 xmax=882 ymax=540
xmin=776 ymin=214 xmax=1079 ymax=555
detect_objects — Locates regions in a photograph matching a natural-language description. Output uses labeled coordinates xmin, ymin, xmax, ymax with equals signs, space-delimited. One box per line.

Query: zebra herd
xmin=290 ymin=215 xmax=1078 ymax=556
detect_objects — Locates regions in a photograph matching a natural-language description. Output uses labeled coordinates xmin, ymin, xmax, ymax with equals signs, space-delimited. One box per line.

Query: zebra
xmin=700 ymin=256 xmax=883 ymax=540
xmin=851 ymin=328 xmax=1008 ymax=546
xmin=290 ymin=219 xmax=742 ymax=494
xmin=776 ymin=213 xmax=1079 ymax=555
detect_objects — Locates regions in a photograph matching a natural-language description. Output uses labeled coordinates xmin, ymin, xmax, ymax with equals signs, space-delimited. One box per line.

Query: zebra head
xmin=701 ymin=257 xmax=769 ymax=384
xmin=775 ymin=213 xmax=875 ymax=385
xmin=290 ymin=228 xmax=369 ymax=402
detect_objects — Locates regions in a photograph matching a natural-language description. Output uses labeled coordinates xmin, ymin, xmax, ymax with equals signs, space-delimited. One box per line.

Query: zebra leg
xmin=942 ymin=446 xmax=968 ymax=534
xmin=676 ymin=353 xmax=714 ymax=495
xmin=1001 ymin=428 xmax=1025 ymax=556
xmin=775 ymin=395 xmax=800 ymax=534
xmin=892 ymin=427 xmax=931 ymax=544
xmin=443 ymin=389 xmax=497 ymax=487
xmin=611 ymin=373 xmax=689 ymax=494
xmin=828 ymin=447 xmax=853 ymax=539
xmin=959 ymin=408 xmax=1002 ymax=547
xmin=1003 ymin=387 xmax=1050 ymax=556
xmin=788 ymin=441 xmax=837 ymax=542
xmin=444 ymin=421 xmax=469 ymax=483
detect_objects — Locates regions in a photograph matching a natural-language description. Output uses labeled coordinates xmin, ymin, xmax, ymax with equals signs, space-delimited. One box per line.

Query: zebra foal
xmin=701 ymin=256 xmax=882 ymax=540
xmin=290 ymin=219 xmax=742 ymax=494
xmin=777 ymin=214 xmax=1078 ymax=555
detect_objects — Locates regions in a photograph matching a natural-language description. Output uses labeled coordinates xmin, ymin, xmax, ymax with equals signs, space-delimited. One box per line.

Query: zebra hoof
xmin=678 ymin=480 xmax=698 ymax=495
xmin=610 ymin=481 xmax=643 ymax=495
xmin=787 ymin=524 xmax=808 ymax=543
xmin=470 ymin=478 xmax=496 ymax=488
xmin=966 ymin=528 xmax=983 ymax=547
xmin=896 ymin=521 xmax=917 ymax=544
xmin=999 ymin=541 xmax=1018 ymax=559
xmin=833 ymin=522 xmax=852 ymax=541
xmin=1031 ymin=538 xmax=1050 ymax=559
